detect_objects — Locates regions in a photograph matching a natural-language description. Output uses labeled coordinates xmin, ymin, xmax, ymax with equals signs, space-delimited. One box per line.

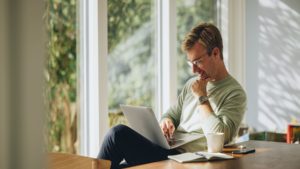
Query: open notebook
xmin=168 ymin=152 xmax=234 ymax=163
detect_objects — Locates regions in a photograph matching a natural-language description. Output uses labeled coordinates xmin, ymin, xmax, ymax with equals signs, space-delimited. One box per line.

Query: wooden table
xmin=126 ymin=140 xmax=300 ymax=169
xmin=48 ymin=152 xmax=111 ymax=169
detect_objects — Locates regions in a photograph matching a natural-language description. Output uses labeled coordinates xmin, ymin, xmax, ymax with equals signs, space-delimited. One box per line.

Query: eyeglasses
xmin=187 ymin=58 xmax=202 ymax=67
xmin=187 ymin=53 xmax=208 ymax=67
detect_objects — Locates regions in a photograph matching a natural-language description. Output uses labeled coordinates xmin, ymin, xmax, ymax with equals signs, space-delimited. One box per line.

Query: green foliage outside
xmin=107 ymin=0 xmax=155 ymax=117
xmin=108 ymin=0 xmax=152 ymax=54
xmin=45 ymin=0 xmax=77 ymax=153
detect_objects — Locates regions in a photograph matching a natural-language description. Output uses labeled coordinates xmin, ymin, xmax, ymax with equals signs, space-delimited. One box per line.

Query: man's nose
xmin=192 ymin=64 xmax=204 ymax=74
xmin=192 ymin=64 xmax=198 ymax=73
xmin=192 ymin=64 xmax=201 ymax=73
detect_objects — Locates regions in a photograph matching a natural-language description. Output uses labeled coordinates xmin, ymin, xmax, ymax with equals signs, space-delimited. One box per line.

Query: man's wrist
xmin=198 ymin=95 xmax=209 ymax=104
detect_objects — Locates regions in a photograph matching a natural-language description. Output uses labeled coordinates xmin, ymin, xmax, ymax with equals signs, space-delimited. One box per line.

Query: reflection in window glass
xmin=176 ymin=0 xmax=217 ymax=94
xmin=108 ymin=0 xmax=156 ymax=127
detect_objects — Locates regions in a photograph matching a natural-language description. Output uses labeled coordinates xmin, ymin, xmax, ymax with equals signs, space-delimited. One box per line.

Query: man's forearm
xmin=197 ymin=101 xmax=214 ymax=119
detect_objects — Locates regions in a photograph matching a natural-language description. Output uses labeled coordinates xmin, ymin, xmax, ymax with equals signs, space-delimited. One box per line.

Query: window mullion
xmin=228 ymin=0 xmax=246 ymax=88
xmin=98 ymin=0 xmax=109 ymax=152
xmin=79 ymin=0 xmax=108 ymax=157
xmin=157 ymin=0 xmax=177 ymax=118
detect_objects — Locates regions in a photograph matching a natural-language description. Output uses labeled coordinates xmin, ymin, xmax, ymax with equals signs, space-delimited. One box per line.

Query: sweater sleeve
xmin=200 ymin=88 xmax=247 ymax=143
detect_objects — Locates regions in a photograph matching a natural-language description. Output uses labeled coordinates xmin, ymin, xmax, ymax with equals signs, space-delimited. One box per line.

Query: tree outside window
xmin=45 ymin=0 xmax=77 ymax=153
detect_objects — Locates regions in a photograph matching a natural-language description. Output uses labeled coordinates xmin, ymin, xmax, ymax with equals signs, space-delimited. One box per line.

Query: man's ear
xmin=212 ymin=47 xmax=220 ymax=59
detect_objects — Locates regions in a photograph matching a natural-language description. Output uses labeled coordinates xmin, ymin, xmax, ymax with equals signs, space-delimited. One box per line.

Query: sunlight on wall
xmin=247 ymin=0 xmax=300 ymax=132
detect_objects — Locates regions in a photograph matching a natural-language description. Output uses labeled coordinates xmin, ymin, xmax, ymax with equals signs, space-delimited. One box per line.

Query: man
xmin=98 ymin=23 xmax=247 ymax=168
xmin=160 ymin=23 xmax=247 ymax=152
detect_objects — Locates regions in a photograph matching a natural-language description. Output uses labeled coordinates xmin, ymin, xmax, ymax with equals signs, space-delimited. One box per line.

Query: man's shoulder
xmin=228 ymin=76 xmax=246 ymax=93
xmin=210 ymin=75 xmax=246 ymax=99
xmin=222 ymin=75 xmax=244 ymax=89
xmin=225 ymin=76 xmax=247 ymax=102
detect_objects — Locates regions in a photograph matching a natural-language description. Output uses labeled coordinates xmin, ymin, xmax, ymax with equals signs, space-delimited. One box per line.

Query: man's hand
xmin=160 ymin=118 xmax=175 ymax=141
xmin=191 ymin=77 xmax=209 ymax=97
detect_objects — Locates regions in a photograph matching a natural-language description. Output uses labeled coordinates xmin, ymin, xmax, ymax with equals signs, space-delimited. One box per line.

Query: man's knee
xmin=107 ymin=124 xmax=131 ymax=140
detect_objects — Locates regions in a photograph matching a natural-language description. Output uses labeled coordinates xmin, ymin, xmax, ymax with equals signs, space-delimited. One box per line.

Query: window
xmin=108 ymin=0 xmax=157 ymax=127
xmin=81 ymin=0 xmax=222 ymax=156
xmin=176 ymin=0 xmax=217 ymax=93
xmin=46 ymin=0 xmax=78 ymax=154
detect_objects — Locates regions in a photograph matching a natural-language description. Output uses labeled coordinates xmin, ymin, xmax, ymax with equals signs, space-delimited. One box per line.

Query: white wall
xmin=246 ymin=0 xmax=300 ymax=132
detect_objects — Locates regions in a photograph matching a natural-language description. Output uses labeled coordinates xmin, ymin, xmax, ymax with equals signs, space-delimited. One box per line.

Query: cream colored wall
xmin=0 ymin=0 xmax=46 ymax=169
xmin=0 ymin=0 xmax=9 ymax=168
xmin=246 ymin=0 xmax=300 ymax=132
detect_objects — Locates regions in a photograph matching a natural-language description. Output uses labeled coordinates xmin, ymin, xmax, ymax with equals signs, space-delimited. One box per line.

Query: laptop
xmin=120 ymin=105 xmax=203 ymax=149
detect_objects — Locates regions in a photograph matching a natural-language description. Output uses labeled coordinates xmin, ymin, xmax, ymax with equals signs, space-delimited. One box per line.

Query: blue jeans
xmin=98 ymin=124 xmax=180 ymax=169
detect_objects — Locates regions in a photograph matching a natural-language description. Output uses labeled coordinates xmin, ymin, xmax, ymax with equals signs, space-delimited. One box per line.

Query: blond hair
xmin=182 ymin=23 xmax=223 ymax=59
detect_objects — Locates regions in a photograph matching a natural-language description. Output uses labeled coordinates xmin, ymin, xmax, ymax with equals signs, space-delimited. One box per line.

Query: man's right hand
xmin=160 ymin=118 xmax=175 ymax=141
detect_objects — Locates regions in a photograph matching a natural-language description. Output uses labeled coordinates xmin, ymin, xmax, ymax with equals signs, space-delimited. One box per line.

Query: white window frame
xmin=219 ymin=0 xmax=246 ymax=88
xmin=79 ymin=0 xmax=109 ymax=157
xmin=98 ymin=0 xmax=109 ymax=155
xmin=217 ymin=0 xmax=229 ymax=67
xmin=228 ymin=0 xmax=246 ymax=88
xmin=156 ymin=0 xmax=177 ymax=119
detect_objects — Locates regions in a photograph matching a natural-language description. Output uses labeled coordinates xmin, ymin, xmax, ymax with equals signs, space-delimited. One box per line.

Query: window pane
xmin=176 ymin=0 xmax=217 ymax=93
xmin=46 ymin=0 xmax=78 ymax=153
xmin=108 ymin=0 xmax=157 ymax=127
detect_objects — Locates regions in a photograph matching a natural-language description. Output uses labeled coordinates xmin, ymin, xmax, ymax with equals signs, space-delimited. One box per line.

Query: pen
xmin=195 ymin=152 xmax=204 ymax=156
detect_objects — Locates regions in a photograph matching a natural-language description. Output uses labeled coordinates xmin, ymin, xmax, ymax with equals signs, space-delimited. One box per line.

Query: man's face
xmin=186 ymin=42 xmax=216 ymax=80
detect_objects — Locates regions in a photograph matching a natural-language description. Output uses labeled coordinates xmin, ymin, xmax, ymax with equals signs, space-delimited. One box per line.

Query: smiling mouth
xmin=199 ymin=72 xmax=209 ymax=80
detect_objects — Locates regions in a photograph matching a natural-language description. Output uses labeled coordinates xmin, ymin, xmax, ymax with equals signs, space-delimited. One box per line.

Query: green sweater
xmin=161 ymin=75 xmax=247 ymax=152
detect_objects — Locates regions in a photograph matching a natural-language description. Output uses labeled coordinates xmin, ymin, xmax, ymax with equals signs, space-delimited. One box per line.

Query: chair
xmin=48 ymin=152 xmax=111 ymax=169
xmin=287 ymin=124 xmax=300 ymax=143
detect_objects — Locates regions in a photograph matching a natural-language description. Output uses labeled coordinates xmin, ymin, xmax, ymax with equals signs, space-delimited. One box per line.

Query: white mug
xmin=205 ymin=132 xmax=224 ymax=153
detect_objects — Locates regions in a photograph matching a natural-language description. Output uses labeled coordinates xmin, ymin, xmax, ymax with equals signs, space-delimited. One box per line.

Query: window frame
xmin=156 ymin=0 xmax=177 ymax=119
xmin=78 ymin=0 xmax=109 ymax=157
